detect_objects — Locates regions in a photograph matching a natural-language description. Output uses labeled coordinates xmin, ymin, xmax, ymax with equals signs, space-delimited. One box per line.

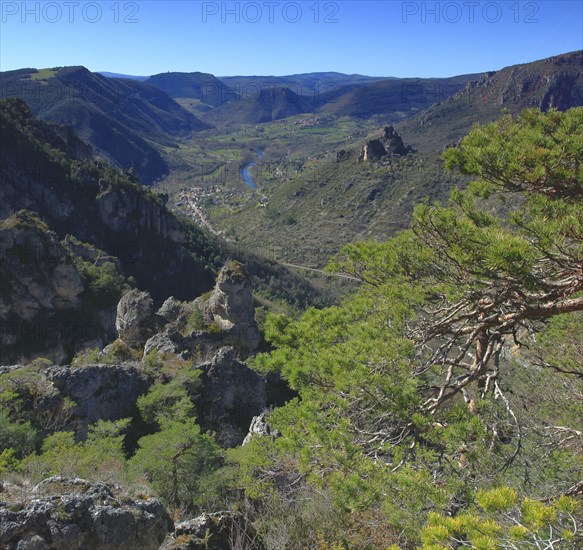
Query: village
xmin=176 ymin=184 xmax=269 ymax=236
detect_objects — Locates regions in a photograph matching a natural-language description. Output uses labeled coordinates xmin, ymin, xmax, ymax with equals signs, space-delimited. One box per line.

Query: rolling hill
xmin=398 ymin=50 xmax=583 ymax=150
xmin=147 ymin=71 xmax=239 ymax=108
xmin=204 ymin=86 xmax=317 ymax=124
xmin=145 ymin=70 xmax=478 ymax=125
xmin=317 ymin=74 xmax=479 ymax=119
xmin=0 ymin=66 xmax=211 ymax=182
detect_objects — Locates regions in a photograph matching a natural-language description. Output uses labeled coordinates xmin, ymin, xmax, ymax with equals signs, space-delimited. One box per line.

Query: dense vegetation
xmin=238 ymin=107 xmax=582 ymax=547
xmin=1 ymin=108 xmax=581 ymax=548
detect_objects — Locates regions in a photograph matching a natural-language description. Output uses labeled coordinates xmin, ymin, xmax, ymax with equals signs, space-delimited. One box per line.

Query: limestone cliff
xmin=0 ymin=99 xmax=217 ymax=309
xmin=204 ymin=261 xmax=261 ymax=352
xmin=0 ymin=211 xmax=120 ymax=364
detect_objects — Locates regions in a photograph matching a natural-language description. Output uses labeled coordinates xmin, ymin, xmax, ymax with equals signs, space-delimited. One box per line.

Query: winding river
xmin=240 ymin=149 xmax=265 ymax=189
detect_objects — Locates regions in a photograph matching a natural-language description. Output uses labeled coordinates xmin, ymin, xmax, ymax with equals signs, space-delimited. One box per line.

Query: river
xmin=240 ymin=149 xmax=265 ymax=189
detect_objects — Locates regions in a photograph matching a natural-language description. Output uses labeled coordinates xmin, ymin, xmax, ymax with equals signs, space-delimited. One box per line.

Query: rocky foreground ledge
xmin=0 ymin=476 xmax=171 ymax=550
xmin=0 ymin=476 xmax=262 ymax=549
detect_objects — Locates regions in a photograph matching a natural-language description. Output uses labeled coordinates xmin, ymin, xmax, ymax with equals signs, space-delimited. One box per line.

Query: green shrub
xmin=128 ymin=420 xmax=222 ymax=511
xmin=20 ymin=420 xmax=130 ymax=485
xmin=206 ymin=321 xmax=224 ymax=334
xmin=137 ymin=382 xmax=194 ymax=426
xmin=71 ymin=347 xmax=103 ymax=366
xmin=186 ymin=307 xmax=206 ymax=332
xmin=0 ymin=415 xmax=36 ymax=458
xmin=143 ymin=350 xmax=163 ymax=372
xmin=75 ymin=258 xmax=129 ymax=308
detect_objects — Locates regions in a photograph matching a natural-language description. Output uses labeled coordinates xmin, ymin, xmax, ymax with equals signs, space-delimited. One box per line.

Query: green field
xmin=29 ymin=68 xmax=58 ymax=80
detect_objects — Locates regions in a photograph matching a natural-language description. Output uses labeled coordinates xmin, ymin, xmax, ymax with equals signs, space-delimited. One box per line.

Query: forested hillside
xmin=0 ymin=67 xmax=211 ymax=182
xmin=1 ymin=107 xmax=581 ymax=549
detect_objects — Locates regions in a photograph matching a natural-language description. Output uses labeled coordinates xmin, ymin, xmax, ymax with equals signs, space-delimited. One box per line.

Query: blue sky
xmin=1 ymin=1 xmax=581 ymax=77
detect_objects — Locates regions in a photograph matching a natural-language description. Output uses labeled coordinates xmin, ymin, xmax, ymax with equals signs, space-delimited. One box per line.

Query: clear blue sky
xmin=1 ymin=1 xmax=581 ymax=77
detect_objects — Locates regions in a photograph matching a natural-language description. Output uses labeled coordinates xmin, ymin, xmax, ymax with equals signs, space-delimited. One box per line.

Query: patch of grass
xmin=29 ymin=69 xmax=58 ymax=81
xmin=72 ymin=347 xmax=118 ymax=366
xmin=207 ymin=321 xmax=224 ymax=335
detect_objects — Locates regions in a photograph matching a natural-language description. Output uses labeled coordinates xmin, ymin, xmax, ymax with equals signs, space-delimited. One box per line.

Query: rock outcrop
xmin=118 ymin=261 xmax=262 ymax=362
xmin=197 ymin=347 xmax=266 ymax=446
xmin=382 ymin=125 xmax=408 ymax=155
xmin=100 ymin=262 xmax=267 ymax=444
xmin=143 ymin=325 xmax=191 ymax=360
xmin=46 ymin=364 xmax=151 ymax=430
xmin=115 ymin=289 xmax=161 ymax=348
xmin=242 ymin=412 xmax=281 ymax=446
xmin=0 ymin=476 xmax=172 ymax=550
xmin=157 ymin=296 xmax=183 ymax=322
xmin=359 ymin=126 xmax=409 ymax=162
xmin=0 ymin=211 xmax=116 ymax=364
xmin=0 ymin=362 xmax=152 ymax=440
xmin=3 ymin=259 xmax=268 ymax=445
xmin=162 ymin=511 xmax=261 ymax=550
xmin=0 ymin=213 xmax=83 ymax=322
xmin=204 ymin=261 xmax=261 ymax=352
xmin=360 ymin=139 xmax=387 ymax=162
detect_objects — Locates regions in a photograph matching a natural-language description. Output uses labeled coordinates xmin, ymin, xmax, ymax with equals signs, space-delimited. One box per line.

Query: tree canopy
xmin=244 ymin=107 xmax=582 ymax=546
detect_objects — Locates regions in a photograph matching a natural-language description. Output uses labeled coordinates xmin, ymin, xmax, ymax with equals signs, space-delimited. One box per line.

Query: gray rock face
xmin=143 ymin=325 xmax=191 ymax=360
xmin=205 ymin=262 xmax=261 ymax=351
xmin=157 ymin=296 xmax=182 ymax=322
xmin=242 ymin=412 xmax=281 ymax=446
xmin=360 ymin=139 xmax=387 ymax=162
xmin=382 ymin=125 xmax=408 ymax=155
xmin=0 ymin=476 xmax=172 ymax=550
xmin=115 ymin=289 xmax=159 ymax=347
xmin=96 ymin=187 xmax=185 ymax=243
xmin=197 ymin=347 xmax=266 ymax=446
xmin=359 ymin=126 xmax=408 ymax=162
xmin=113 ymin=262 xmax=261 ymax=361
xmin=0 ymin=212 xmax=115 ymax=365
xmin=46 ymin=364 xmax=151 ymax=429
xmin=0 ymin=215 xmax=83 ymax=323
xmin=163 ymin=511 xmax=261 ymax=550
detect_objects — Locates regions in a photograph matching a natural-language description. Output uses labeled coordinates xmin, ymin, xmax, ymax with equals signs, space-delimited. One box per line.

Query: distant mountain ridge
xmin=0 ymin=66 xmax=210 ymax=182
xmin=148 ymin=70 xmax=480 ymax=124
xmin=398 ymin=50 xmax=583 ymax=150
xmin=146 ymin=71 xmax=238 ymax=107
xmin=99 ymin=71 xmax=149 ymax=81
xmin=219 ymin=72 xmax=388 ymax=98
